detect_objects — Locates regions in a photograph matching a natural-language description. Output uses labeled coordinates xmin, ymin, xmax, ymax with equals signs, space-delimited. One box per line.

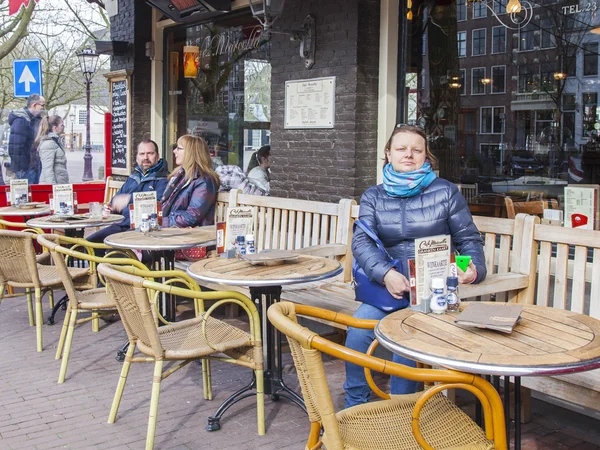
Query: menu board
xmin=564 ymin=185 xmax=600 ymax=230
xmin=106 ymin=70 xmax=132 ymax=176
xmin=131 ymin=191 xmax=157 ymax=230
xmin=414 ymin=235 xmax=451 ymax=304
xmin=284 ymin=77 xmax=335 ymax=129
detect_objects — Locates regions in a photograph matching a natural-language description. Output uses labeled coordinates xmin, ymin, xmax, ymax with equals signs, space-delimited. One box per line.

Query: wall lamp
xmin=248 ymin=0 xmax=316 ymax=69
xmin=466 ymin=0 xmax=533 ymax=29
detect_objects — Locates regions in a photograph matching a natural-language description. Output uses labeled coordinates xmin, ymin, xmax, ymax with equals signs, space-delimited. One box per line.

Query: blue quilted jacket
xmin=352 ymin=178 xmax=486 ymax=285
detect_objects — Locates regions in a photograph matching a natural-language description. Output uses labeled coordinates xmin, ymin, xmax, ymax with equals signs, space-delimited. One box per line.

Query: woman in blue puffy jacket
xmin=344 ymin=124 xmax=486 ymax=407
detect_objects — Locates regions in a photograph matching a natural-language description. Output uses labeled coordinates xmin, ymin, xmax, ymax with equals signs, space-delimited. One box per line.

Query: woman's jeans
xmin=344 ymin=303 xmax=418 ymax=408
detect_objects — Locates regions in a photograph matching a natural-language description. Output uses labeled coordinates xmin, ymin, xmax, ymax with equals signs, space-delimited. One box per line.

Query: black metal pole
xmin=82 ymin=76 xmax=94 ymax=181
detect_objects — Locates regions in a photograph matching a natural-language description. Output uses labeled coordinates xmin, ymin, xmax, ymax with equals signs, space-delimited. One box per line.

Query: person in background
xmin=161 ymin=135 xmax=219 ymax=227
xmin=87 ymin=139 xmax=169 ymax=244
xmin=37 ymin=115 xmax=68 ymax=185
xmin=216 ymin=165 xmax=268 ymax=196
xmin=344 ymin=124 xmax=486 ymax=408
xmin=246 ymin=145 xmax=270 ymax=194
xmin=8 ymin=94 xmax=46 ymax=184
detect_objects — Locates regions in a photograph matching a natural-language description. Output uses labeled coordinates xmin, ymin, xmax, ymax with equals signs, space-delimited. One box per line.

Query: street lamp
xmin=76 ymin=47 xmax=99 ymax=181
xmin=69 ymin=113 xmax=75 ymax=152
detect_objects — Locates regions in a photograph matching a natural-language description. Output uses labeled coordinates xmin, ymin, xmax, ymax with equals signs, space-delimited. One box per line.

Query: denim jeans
xmin=14 ymin=167 xmax=39 ymax=185
xmin=344 ymin=303 xmax=418 ymax=408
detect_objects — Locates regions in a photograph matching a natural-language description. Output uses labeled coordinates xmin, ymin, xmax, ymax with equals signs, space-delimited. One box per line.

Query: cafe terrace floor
xmin=2 ymin=293 xmax=600 ymax=450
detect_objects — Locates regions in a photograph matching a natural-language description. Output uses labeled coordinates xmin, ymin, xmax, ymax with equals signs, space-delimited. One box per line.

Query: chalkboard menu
xmin=111 ymin=79 xmax=128 ymax=172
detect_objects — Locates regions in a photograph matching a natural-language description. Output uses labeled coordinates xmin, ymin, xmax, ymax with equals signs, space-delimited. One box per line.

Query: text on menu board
xmin=111 ymin=79 xmax=128 ymax=170
xmin=284 ymin=77 xmax=335 ymax=129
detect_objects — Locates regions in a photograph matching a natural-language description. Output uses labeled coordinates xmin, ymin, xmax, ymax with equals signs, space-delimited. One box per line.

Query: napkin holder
xmin=411 ymin=299 xmax=431 ymax=314
xmin=219 ymin=248 xmax=237 ymax=259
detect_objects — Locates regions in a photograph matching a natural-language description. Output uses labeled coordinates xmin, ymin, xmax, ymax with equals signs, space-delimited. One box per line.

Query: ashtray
xmin=15 ymin=202 xmax=46 ymax=210
xmin=238 ymin=250 xmax=299 ymax=266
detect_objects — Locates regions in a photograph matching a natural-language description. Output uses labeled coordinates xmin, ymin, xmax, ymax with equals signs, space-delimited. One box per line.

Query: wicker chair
xmin=36 ymin=234 xmax=150 ymax=383
xmin=0 ymin=230 xmax=90 ymax=352
xmin=98 ymin=263 xmax=265 ymax=450
xmin=267 ymin=302 xmax=508 ymax=450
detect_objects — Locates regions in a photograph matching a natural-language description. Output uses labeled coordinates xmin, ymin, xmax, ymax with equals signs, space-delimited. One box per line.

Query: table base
xmin=205 ymin=285 xmax=306 ymax=432
xmin=476 ymin=375 xmax=522 ymax=450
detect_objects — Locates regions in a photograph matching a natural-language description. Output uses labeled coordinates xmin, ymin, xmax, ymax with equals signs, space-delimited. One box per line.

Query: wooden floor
xmin=1 ymin=291 xmax=600 ymax=449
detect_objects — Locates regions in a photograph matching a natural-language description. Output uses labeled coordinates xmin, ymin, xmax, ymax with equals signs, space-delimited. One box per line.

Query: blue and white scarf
xmin=382 ymin=161 xmax=437 ymax=198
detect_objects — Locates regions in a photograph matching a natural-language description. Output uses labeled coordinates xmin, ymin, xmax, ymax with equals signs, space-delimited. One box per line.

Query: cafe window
xmin=472 ymin=29 xmax=486 ymax=56
xmin=491 ymin=66 xmax=505 ymax=94
xmin=540 ymin=19 xmax=555 ymax=49
xmin=584 ymin=43 xmax=599 ymax=77
xmin=471 ymin=68 xmax=486 ymax=95
xmin=457 ymin=0 xmax=466 ymax=21
xmin=492 ymin=27 xmax=506 ymax=54
xmin=473 ymin=1 xmax=487 ymax=18
xmin=164 ymin=18 xmax=271 ymax=171
xmin=518 ymin=24 xmax=535 ymax=52
xmin=458 ymin=32 xmax=466 ymax=58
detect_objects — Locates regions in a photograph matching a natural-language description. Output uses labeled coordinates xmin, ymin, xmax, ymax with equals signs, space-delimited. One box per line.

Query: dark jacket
xmin=353 ymin=177 xmax=486 ymax=286
xmin=8 ymin=108 xmax=41 ymax=173
xmin=113 ymin=159 xmax=169 ymax=227
xmin=162 ymin=172 xmax=218 ymax=228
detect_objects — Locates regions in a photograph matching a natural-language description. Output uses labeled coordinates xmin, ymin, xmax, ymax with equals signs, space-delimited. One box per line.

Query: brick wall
xmin=110 ymin=0 xmax=153 ymax=173
xmin=270 ymin=0 xmax=380 ymax=202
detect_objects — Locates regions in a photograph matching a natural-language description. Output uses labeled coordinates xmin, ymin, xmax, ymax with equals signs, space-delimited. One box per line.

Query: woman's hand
xmin=458 ymin=261 xmax=477 ymax=284
xmin=383 ymin=269 xmax=410 ymax=299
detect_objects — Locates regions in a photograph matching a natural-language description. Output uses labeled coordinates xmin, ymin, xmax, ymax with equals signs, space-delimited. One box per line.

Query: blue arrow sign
xmin=13 ymin=59 xmax=43 ymax=98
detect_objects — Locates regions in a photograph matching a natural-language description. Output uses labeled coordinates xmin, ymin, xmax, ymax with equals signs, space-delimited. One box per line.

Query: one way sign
xmin=13 ymin=59 xmax=43 ymax=98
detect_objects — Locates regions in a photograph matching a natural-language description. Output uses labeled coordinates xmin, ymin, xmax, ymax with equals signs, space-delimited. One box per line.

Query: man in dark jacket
xmin=8 ymin=94 xmax=46 ymax=184
xmin=87 ymin=139 xmax=169 ymax=245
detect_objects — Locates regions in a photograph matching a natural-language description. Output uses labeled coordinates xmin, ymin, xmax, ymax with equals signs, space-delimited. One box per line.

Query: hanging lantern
xmin=183 ymin=46 xmax=200 ymax=78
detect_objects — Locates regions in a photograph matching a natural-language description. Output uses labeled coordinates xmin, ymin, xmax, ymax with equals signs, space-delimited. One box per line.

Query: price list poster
xmin=105 ymin=70 xmax=132 ymax=176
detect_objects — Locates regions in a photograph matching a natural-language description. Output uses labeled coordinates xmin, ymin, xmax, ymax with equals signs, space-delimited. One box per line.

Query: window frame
xmin=480 ymin=106 xmax=505 ymax=134
xmin=472 ymin=28 xmax=487 ymax=57
xmin=472 ymin=67 xmax=486 ymax=95
xmin=458 ymin=31 xmax=467 ymax=58
xmin=491 ymin=26 xmax=506 ymax=54
xmin=491 ymin=65 xmax=506 ymax=94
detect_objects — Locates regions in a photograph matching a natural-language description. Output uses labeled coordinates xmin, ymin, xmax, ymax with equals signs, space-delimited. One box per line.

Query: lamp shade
xmin=249 ymin=0 xmax=285 ymax=23
xmin=506 ymin=0 xmax=522 ymax=13
xmin=77 ymin=48 xmax=100 ymax=76
xmin=183 ymin=46 xmax=200 ymax=78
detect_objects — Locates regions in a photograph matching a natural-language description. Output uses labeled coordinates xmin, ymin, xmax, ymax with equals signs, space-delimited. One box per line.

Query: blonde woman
xmin=36 ymin=115 xmax=68 ymax=185
xmin=160 ymin=135 xmax=220 ymax=227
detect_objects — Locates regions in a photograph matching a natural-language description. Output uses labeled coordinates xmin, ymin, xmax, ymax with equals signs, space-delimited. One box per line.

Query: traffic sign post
xmin=13 ymin=59 xmax=43 ymax=98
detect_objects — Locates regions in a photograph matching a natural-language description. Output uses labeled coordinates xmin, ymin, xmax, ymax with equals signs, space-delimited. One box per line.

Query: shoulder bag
xmin=352 ymin=219 xmax=409 ymax=312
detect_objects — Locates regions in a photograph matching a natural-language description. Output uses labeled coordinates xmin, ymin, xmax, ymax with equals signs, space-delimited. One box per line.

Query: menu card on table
xmin=414 ymin=234 xmax=451 ymax=305
xmin=130 ymin=191 xmax=158 ymax=229
xmin=225 ymin=206 xmax=255 ymax=250
xmin=455 ymin=303 xmax=523 ymax=333
xmin=564 ymin=185 xmax=599 ymax=230
xmin=8 ymin=179 xmax=29 ymax=205
xmin=51 ymin=184 xmax=75 ymax=215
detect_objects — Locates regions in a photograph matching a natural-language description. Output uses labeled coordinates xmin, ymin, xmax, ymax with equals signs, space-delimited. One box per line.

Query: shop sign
xmin=562 ymin=3 xmax=598 ymax=14
xmin=197 ymin=27 xmax=264 ymax=58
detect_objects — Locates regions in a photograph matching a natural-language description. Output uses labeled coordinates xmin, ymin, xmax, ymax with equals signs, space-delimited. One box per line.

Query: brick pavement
xmin=2 ymin=291 xmax=600 ymax=449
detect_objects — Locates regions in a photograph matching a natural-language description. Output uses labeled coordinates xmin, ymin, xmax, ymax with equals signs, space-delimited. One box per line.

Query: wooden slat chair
xmin=98 ymin=263 xmax=265 ymax=449
xmin=37 ymin=234 xmax=148 ymax=383
xmin=504 ymin=197 xmax=559 ymax=220
xmin=267 ymin=302 xmax=507 ymax=450
xmin=0 ymin=230 xmax=90 ymax=352
xmin=103 ymin=176 xmax=125 ymax=204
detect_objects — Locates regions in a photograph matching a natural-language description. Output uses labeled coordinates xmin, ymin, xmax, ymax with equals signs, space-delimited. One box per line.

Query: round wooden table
xmin=187 ymin=254 xmax=342 ymax=430
xmin=375 ymin=303 xmax=600 ymax=450
xmin=27 ymin=214 xmax=125 ymax=230
xmin=0 ymin=204 xmax=51 ymax=217
xmin=105 ymin=226 xmax=216 ymax=322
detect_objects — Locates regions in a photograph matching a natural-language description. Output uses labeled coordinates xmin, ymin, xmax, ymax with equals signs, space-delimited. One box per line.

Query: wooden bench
xmin=185 ymin=190 xmax=536 ymax=328
xmin=517 ymin=223 xmax=600 ymax=414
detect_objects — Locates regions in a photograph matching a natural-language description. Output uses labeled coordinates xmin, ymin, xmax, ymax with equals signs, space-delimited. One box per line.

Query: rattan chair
xmin=36 ymin=234 xmax=149 ymax=383
xmin=98 ymin=263 xmax=265 ymax=450
xmin=0 ymin=230 xmax=90 ymax=352
xmin=267 ymin=302 xmax=507 ymax=450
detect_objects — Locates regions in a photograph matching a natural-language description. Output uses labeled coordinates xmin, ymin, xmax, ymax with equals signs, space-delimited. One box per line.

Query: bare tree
xmin=0 ymin=0 xmax=36 ymax=61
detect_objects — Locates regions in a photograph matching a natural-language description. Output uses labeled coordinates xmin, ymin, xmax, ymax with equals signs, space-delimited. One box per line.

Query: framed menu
xmin=414 ymin=235 xmax=451 ymax=303
xmin=52 ymin=184 xmax=75 ymax=215
xmin=105 ymin=70 xmax=132 ymax=176
xmin=284 ymin=77 xmax=335 ymax=129
xmin=564 ymin=185 xmax=600 ymax=230
xmin=131 ymin=191 xmax=157 ymax=230
xmin=225 ymin=206 xmax=255 ymax=250
xmin=9 ymin=179 xmax=28 ymax=205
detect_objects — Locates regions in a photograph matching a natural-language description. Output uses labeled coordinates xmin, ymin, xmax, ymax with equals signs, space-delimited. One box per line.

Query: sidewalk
xmin=1 ymin=291 xmax=600 ymax=449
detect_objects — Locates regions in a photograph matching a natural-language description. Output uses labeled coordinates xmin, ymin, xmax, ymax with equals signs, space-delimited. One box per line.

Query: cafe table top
xmin=0 ymin=204 xmax=51 ymax=217
xmin=374 ymin=302 xmax=600 ymax=377
xmin=187 ymin=254 xmax=343 ymax=287
xmin=26 ymin=214 xmax=124 ymax=230
xmin=104 ymin=226 xmax=216 ymax=251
